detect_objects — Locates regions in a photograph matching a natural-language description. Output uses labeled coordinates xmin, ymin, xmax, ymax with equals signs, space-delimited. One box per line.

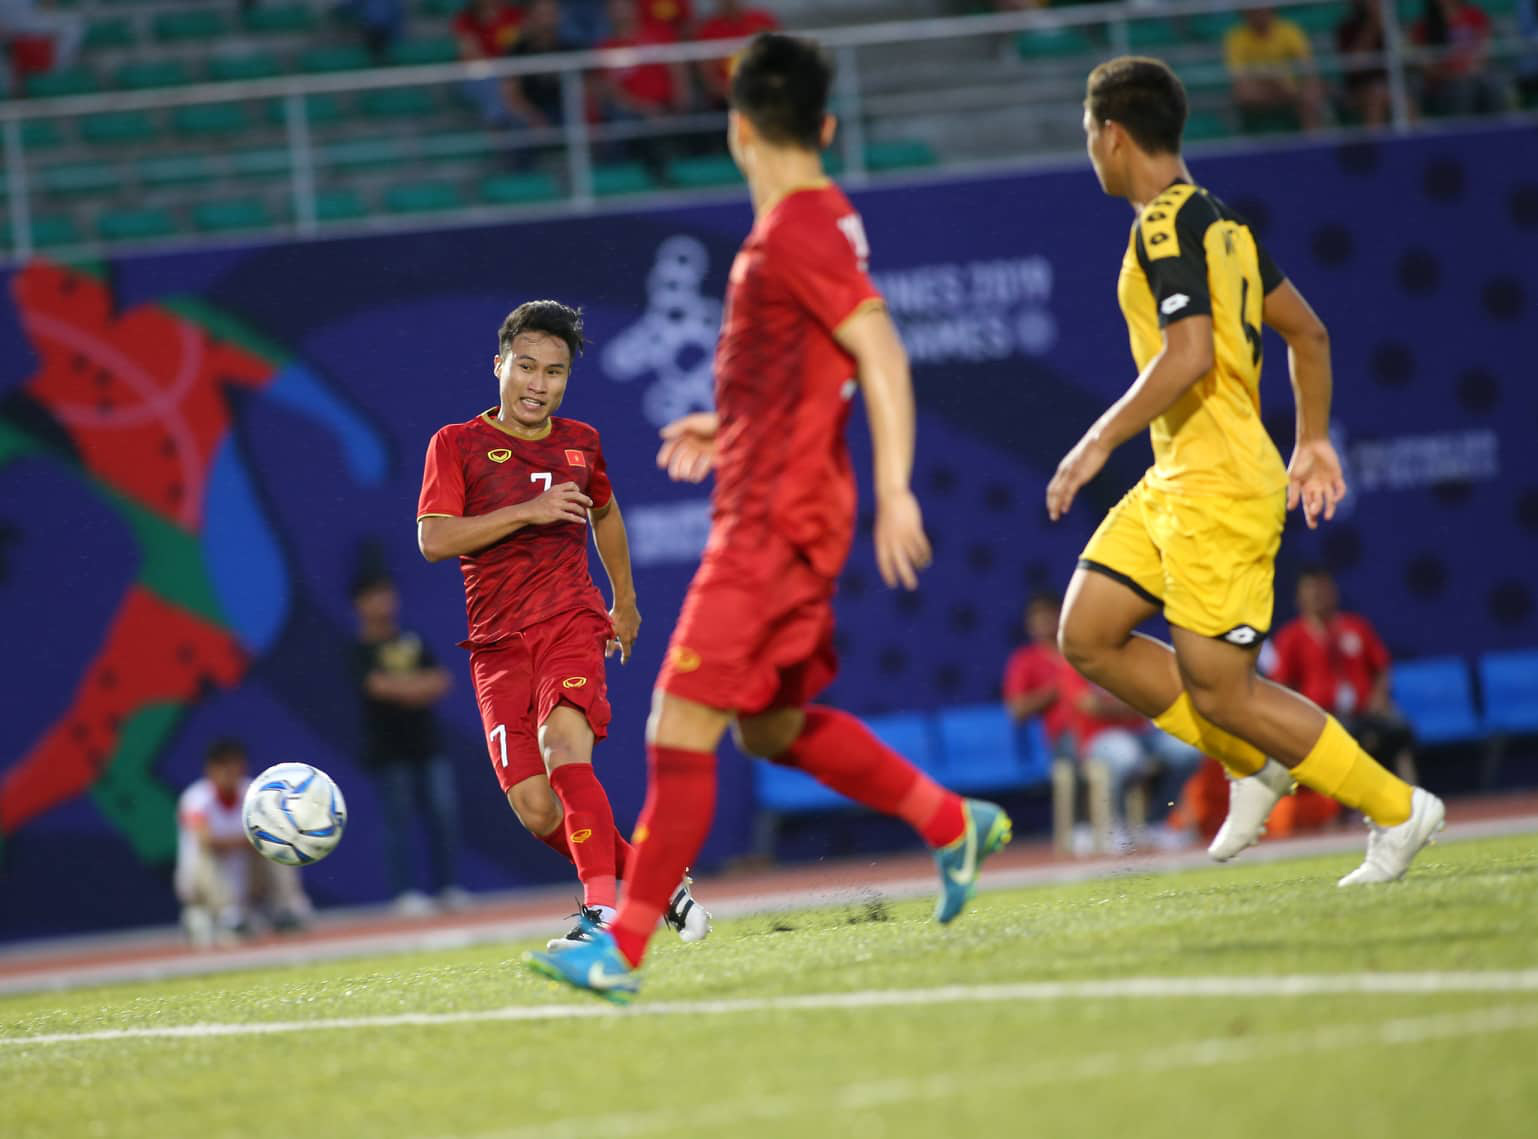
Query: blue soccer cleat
xmin=933 ymin=798 xmax=1013 ymax=924
xmin=524 ymin=920 xmax=640 ymax=1005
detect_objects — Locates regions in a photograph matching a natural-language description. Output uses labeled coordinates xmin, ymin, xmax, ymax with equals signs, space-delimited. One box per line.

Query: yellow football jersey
xmin=1116 ymin=181 xmax=1287 ymax=498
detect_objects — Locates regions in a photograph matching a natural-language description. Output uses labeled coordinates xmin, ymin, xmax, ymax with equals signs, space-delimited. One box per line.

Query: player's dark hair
xmin=1296 ymin=563 xmax=1333 ymax=583
xmin=1085 ymin=56 xmax=1187 ymax=156
xmin=349 ymin=568 xmax=393 ymax=601
xmin=205 ymin=737 xmax=246 ymax=766
xmin=730 ymin=32 xmax=833 ymax=150
xmin=497 ymin=300 xmax=585 ymax=361
xmin=1026 ymin=590 xmax=1062 ymax=613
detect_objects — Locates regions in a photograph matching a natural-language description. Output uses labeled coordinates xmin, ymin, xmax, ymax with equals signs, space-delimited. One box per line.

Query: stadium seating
xmin=1391 ymin=657 xmax=1483 ymax=745
xmin=1478 ymin=651 xmax=1538 ymax=735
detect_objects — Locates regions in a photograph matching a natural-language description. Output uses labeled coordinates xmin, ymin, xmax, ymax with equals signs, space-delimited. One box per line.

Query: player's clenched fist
xmin=522 ymin=481 xmax=592 ymax=525
xmin=656 ymin=412 xmax=718 ymax=483
xmin=874 ymin=489 xmax=932 ymax=591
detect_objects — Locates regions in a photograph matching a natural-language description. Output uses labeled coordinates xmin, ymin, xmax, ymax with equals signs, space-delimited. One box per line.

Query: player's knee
xmin=506 ymin=784 xmax=561 ymax=836
xmin=1184 ymin=679 xmax=1244 ymax=733
xmin=1058 ymin=613 xmax=1105 ymax=679
xmin=734 ymin=710 xmax=804 ymax=760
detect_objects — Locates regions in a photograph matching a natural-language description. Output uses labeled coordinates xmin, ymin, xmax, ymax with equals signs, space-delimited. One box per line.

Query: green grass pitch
xmin=4 ymin=834 xmax=1536 ymax=1139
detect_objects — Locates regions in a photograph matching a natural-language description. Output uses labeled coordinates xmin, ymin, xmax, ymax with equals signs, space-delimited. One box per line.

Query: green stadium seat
xmin=1183 ymin=111 xmax=1230 ymax=142
xmin=80 ymin=110 xmax=158 ymax=145
xmin=118 ymin=60 xmax=194 ymax=90
xmin=416 ymin=0 xmax=465 ymax=17
xmin=299 ymin=45 xmax=373 ymax=74
xmin=172 ymin=103 xmax=252 ymax=138
xmin=664 ymin=154 xmax=741 ymax=188
xmin=322 ymin=138 xmax=404 ymax=171
xmin=481 ymin=171 xmax=562 ymax=205
xmin=21 ymin=120 xmax=66 ymax=150
xmin=358 ymin=87 xmax=439 ymax=119
xmin=243 ymin=4 xmax=319 ymax=34
xmin=209 ymin=54 xmax=283 ymax=83
xmin=864 ymin=139 xmax=937 ymax=172
xmin=138 ymin=154 xmax=214 ymax=188
xmin=1191 ymin=13 xmax=1233 ymax=42
xmin=31 ymin=215 xmax=82 ymax=248
xmin=98 ymin=206 xmax=177 ymax=242
xmin=314 ymin=189 xmax=368 ymax=222
xmin=38 ymin=160 xmax=116 ymax=196
xmin=821 ymin=150 xmax=845 ymax=177
xmin=84 ymin=18 xmax=136 ymax=50
xmin=1016 ymin=27 xmax=1097 ymax=60
xmin=389 ymin=38 xmax=461 ymax=67
xmin=24 ymin=69 xmax=99 ymax=98
xmin=1288 ymin=4 xmax=1348 ymax=35
xmin=153 ymin=9 xmax=228 ymax=43
xmin=194 ymin=199 xmax=275 ymax=232
xmin=384 ymin=181 xmax=464 ymax=213
xmin=1126 ymin=19 xmax=1181 ymax=50
xmin=228 ymin=148 xmax=292 ymax=180
xmin=265 ymin=94 xmax=344 ymax=126
xmin=592 ymin=163 xmax=656 ymax=196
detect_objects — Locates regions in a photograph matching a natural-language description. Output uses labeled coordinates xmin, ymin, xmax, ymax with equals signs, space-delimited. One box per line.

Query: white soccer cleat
xmin=546 ymin=903 xmax=615 ymax=952
xmin=1208 ymin=759 xmax=1294 ymax=862
xmin=1337 ymin=788 xmax=1446 ymax=886
xmin=664 ymin=875 xmax=711 ymax=943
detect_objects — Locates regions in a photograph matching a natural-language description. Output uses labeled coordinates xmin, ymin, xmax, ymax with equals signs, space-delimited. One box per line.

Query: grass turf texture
xmin=3 ymin=834 xmax=1536 ymax=1138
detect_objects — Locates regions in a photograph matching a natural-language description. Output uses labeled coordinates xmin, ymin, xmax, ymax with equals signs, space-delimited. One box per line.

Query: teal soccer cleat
xmin=524 ymin=920 xmax=640 ymax=1005
xmin=933 ymin=798 xmax=1013 ymax=924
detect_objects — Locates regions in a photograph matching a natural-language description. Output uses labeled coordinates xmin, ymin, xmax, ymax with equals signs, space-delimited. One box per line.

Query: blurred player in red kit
xmin=417 ymin=301 xmax=709 ymax=949
xmin=527 ymin=34 xmax=1012 ymax=1002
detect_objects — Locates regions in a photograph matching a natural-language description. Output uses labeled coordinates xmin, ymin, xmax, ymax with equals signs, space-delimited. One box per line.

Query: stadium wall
xmin=1 ymin=124 xmax=1534 ymax=941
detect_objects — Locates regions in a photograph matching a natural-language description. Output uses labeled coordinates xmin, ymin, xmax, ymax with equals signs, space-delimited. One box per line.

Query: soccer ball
xmin=243 ymin=763 xmax=347 ymax=866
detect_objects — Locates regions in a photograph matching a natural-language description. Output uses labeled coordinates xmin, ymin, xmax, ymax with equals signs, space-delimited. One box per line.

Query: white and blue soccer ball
xmin=243 ymin=763 xmax=347 ymax=866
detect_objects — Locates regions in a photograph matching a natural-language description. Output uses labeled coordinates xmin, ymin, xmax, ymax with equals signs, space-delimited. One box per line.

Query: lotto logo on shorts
xmin=565 ymin=449 xmax=587 ymax=467
xmin=669 ymin=645 xmax=702 ymax=673
xmin=562 ymin=676 xmax=588 ymax=689
xmin=570 ymin=828 xmax=593 ymax=844
xmin=1222 ymin=625 xmax=1261 ymax=646
xmin=487 ymin=448 xmax=512 ymax=464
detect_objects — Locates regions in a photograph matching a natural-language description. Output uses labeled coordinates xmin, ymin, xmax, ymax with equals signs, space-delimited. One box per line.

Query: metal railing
xmin=1 ymin=0 xmax=1533 ymax=260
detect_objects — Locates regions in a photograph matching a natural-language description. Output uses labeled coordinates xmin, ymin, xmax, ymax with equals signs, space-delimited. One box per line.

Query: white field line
xmin=6 ymin=970 xmax=1538 ymax=1048
xmin=462 ymin=1002 xmax=1538 ymax=1139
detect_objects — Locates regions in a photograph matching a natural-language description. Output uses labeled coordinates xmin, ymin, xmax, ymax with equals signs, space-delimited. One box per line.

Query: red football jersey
xmin=1269 ymin=612 xmax=1390 ymax=715
xmin=712 ymin=182 xmax=883 ymax=578
xmin=418 ymin=412 xmax=613 ymax=646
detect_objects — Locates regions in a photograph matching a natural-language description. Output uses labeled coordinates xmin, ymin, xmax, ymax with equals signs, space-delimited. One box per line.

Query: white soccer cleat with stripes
xmin=1208 ymin=759 xmax=1294 ymax=862
xmin=664 ymin=875 xmax=711 ymax=943
xmin=1337 ymin=788 xmax=1446 ymax=886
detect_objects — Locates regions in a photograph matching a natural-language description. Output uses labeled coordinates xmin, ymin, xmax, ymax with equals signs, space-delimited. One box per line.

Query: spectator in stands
xmin=1337 ymin=0 xmax=1392 ymax=126
xmin=175 ymin=738 xmax=311 ymax=947
xmin=1413 ymin=0 xmax=1501 ymax=116
xmin=455 ymin=0 xmax=526 ymax=126
xmin=693 ymin=0 xmax=778 ymax=111
xmin=1002 ymin=591 xmax=1079 ymax=762
xmin=1224 ymin=6 xmax=1325 ymax=131
xmin=339 ymin=0 xmax=407 ymax=61
xmin=353 ymin=570 xmax=467 ymax=916
xmin=506 ymin=0 xmax=580 ymax=128
xmin=637 ymin=0 xmax=692 ymax=37
xmin=1269 ymin=566 xmax=1417 ymax=784
xmin=1076 ymin=683 xmax=1205 ymax=850
xmin=0 ymin=0 xmax=84 ymax=85
xmin=595 ymin=0 xmax=689 ymax=171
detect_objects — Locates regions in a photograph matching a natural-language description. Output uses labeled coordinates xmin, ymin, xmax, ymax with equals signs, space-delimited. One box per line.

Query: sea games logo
xmin=873 ymin=256 xmax=1057 ymax=365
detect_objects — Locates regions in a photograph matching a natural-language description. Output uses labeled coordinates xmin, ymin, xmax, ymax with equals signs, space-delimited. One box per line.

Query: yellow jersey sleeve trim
xmin=416 ymin=512 xmax=457 ymax=522
xmin=480 ymin=410 xmax=553 ymax=441
xmin=833 ymin=297 xmax=888 ymax=338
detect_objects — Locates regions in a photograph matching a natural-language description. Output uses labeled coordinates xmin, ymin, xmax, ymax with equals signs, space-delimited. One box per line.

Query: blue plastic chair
xmin=866 ymin=712 xmax=939 ymax=775
xmin=1478 ymin=650 xmax=1538 ymax=735
xmin=753 ymin=760 xmax=844 ymax=814
xmin=1391 ymin=657 xmax=1482 ymax=745
xmin=934 ymin=704 xmax=1030 ymax=793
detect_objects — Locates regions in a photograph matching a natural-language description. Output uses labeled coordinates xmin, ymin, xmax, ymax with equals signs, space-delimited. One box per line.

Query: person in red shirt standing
xmin=529 ymin=33 xmax=1012 ymax=1003
xmin=1270 ymin=567 xmax=1416 ymax=782
xmin=417 ymin=300 xmax=709 ymax=950
xmin=454 ymin=0 xmax=524 ymax=126
xmin=693 ymin=0 xmax=778 ymax=110
xmin=1003 ymin=592 xmax=1082 ymax=758
xmin=594 ymin=0 xmax=688 ymax=171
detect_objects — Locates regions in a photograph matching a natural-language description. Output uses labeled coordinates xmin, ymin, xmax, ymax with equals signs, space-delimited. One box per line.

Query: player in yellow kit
xmin=1047 ymin=57 xmax=1444 ymax=885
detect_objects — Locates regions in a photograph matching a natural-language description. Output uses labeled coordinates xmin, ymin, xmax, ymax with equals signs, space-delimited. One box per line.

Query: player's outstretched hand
xmin=607 ymin=600 xmax=641 ymax=664
xmin=523 ymin=481 xmax=592 ymax=526
xmin=874 ymin=489 xmax=932 ymax=591
xmin=1046 ymin=433 xmax=1110 ymax=522
xmin=1286 ymin=438 xmax=1347 ymax=530
xmin=657 ymin=412 xmax=719 ymax=483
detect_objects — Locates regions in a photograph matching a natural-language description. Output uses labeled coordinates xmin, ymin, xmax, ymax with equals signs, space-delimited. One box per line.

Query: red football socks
xmin=778 ymin=706 xmax=965 ymax=848
xmin=548 ymin=764 xmax=619 ymax=909
xmin=610 ymin=745 xmax=716 ymax=968
xmin=530 ymin=803 xmax=634 ymax=883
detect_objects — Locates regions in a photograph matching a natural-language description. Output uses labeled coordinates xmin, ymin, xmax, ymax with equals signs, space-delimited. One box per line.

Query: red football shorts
xmin=468 ymin=608 xmax=613 ymax=792
xmin=658 ymin=529 xmax=838 ymax=716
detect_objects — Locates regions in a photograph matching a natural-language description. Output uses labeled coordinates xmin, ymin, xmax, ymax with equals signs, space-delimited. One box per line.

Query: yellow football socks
xmin=1155 ymin=691 xmax=1267 ymax=778
xmin=1291 ymin=715 xmax=1413 ymax=827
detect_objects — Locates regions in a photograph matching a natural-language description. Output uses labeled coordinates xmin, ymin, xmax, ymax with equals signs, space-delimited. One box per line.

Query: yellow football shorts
xmin=1078 ymin=475 xmax=1286 ymax=646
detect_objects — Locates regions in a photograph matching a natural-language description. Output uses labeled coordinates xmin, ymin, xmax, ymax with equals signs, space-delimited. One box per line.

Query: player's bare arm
xmin=656 ymin=411 xmax=718 ymax=483
xmin=1046 ymin=315 xmax=1214 ymax=521
xmin=589 ymin=497 xmax=641 ymax=663
xmin=417 ymin=482 xmax=592 ymax=562
xmin=837 ymin=305 xmax=933 ymax=591
xmin=1264 ymin=279 xmax=1343 ymax=529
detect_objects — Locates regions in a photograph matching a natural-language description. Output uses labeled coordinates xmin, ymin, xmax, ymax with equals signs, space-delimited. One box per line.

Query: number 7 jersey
xmin=1117 ymin=181 xmax=1287 ymax=498
xmin=417 ymin=412 xmax=613 ymax=647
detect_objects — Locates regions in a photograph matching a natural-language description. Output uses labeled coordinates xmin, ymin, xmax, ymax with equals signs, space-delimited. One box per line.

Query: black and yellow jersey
xmin=1117 ymin=181 xmax=1288 ymax=498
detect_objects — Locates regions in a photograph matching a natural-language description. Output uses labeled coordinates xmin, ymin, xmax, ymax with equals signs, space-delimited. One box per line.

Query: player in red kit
xmin=527 ymin=35 xmax=1012 ymax=1003
xmin=417 ymin=300 xmax=709 ymax=949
